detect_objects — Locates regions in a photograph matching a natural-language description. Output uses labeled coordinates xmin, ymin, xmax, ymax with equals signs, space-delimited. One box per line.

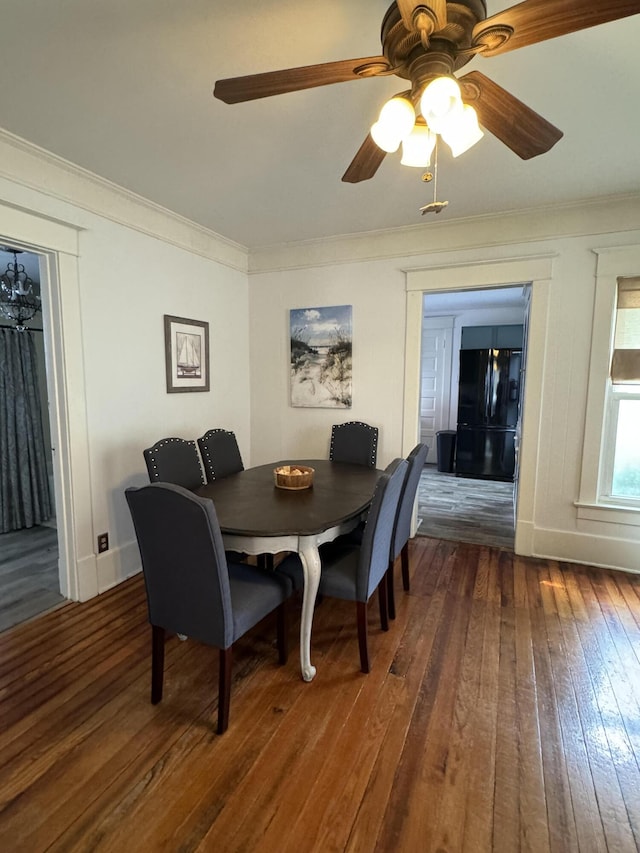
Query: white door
xmin=420 ymin=316 xmax=454 ymax=464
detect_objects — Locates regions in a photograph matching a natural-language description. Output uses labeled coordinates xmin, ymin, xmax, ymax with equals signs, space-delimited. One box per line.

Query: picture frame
xmin=164 ymin=314 xmax=210 ymax=393
xmin=290 ymin=305 xmax=352 ymax=408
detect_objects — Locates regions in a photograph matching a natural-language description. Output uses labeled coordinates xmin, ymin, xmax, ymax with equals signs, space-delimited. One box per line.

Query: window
xmin=600 ymin=277 xmax=640 ymax=504
xmin=578 ymin=248 xmax=640 ymax=522
xmin=603 ymin=393 xmax=640 ymax=501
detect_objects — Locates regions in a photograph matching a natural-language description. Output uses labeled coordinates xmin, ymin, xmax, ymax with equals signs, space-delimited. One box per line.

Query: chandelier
xmin=370 ymin=76 xmax=484 ymax=167
xmin=0 ymin=249 xmax=42 ymax=331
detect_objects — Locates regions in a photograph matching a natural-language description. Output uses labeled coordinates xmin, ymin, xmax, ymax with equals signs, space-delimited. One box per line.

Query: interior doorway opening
xmin=416 ymin=284 xmax=531 ymax=550
xmin=0 ymin=246 xmax=64 ymax=630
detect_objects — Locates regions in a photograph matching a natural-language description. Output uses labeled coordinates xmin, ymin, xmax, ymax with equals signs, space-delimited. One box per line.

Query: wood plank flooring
xmin=0 ymin=525 xmax=64 ymax=632
xmin=418 ymin=465 xmax=515 ymax=549
xmin=0 ymin=537 xmax=639 ymax=851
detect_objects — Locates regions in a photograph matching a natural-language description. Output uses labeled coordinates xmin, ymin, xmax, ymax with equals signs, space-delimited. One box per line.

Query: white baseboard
xmin=528 ymin=526 xmax=640 ymax=574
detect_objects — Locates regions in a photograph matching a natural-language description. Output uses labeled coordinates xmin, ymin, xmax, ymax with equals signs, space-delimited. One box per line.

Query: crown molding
xmin=249 ymin=193 xmax=640 ymax=274
xmin=0 ymin=127 xmax=248 ymax=273
xmin=3 ymin=125 xmax=639 ymax=279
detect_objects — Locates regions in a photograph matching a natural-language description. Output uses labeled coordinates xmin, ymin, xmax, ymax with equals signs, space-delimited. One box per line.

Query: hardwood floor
xmin=0 ymin=537 xmax=639 ymax=851
xmin=0 ymin=525 xmax=64 ymax=632
xmin=418 ymin=465 xmax=515 ymax=549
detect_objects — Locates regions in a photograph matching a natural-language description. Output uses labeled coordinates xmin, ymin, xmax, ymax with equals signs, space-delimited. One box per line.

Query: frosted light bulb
xmin=442 ymin=104 xmax=484 ymax=157
xmin=420 ymin=77 xmax=463 ymax=134
xmin=401 ymin=123 xmax=436 ymax=167
xmin=378 ymin=96 xmax=416 ymax=141
xmin=370 ymin=120 xmax=401 ymax=153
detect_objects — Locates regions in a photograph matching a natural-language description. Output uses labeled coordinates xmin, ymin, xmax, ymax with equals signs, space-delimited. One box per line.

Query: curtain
xmin=611 ymin=276 xmax=640 ymax=384
xmin=0 ymin=328 xmax=52 ymax=532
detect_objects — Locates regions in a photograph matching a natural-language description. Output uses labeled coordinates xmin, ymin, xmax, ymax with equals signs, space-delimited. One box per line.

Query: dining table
xmin=196 ymin=459 xmax=381 ymax=681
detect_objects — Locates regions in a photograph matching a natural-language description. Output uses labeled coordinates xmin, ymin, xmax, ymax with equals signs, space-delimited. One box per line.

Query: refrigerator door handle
xmin=485 ymin=352 xmax=493 ymax=423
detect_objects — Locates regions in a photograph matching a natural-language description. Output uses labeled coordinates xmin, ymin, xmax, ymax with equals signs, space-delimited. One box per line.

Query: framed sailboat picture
xmin=164 ymin=315 xmax=209 ymax=393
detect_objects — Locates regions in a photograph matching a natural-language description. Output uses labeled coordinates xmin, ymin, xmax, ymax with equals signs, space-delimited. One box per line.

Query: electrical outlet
xmin=97 ymin=532 xmax=109 ymax=553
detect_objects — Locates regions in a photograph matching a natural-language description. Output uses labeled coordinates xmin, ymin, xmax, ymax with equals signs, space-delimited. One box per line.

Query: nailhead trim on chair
xmin=198 ymin=429 xmax=240 ymax=482
xmin=145 ymin=437 xmax=204 ymax=485
xmin=330 ymin=421 xmax=378 ymax=467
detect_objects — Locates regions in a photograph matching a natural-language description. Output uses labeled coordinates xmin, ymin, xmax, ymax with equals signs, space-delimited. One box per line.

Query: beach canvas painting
xmin=290 ymin=305 xmax=352 ymax=408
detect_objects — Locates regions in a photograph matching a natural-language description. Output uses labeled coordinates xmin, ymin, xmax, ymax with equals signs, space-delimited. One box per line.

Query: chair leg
xmin=386 ymin=559 xmax=396 ymax=620
xmin=378 ymin=575 xmax=389 ymax=632
xmin=356 ymin=601 xmax=370 ymax=673
xmin=218 ymin=646 xmax=233 ymax=734
xmin=276 ymin=601 xmax=289 ymax=665
xmin=258 ymin=554 xmax=274 ymax=570
xmin=151 ymin=625 xmax=165 ymax=704
xmin=401 ymin=542 xmax=411 ymax=591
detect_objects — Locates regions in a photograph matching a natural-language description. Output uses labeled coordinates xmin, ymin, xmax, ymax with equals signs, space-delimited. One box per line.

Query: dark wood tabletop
xmin=196 ymin=459 xmax=381 ymax=537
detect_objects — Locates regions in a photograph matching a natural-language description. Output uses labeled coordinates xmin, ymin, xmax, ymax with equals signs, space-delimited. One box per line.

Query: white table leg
xmin=298 ymin=537 xmax=321 ymax=682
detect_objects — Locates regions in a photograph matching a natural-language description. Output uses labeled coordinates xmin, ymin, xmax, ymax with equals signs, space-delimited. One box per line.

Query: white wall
xmin=0 ymin=131 xmax=251 ymax=597
xmin=78 ymin=219 xmax=251 ymax=592
xmin=248 ymin=198 xmax=640 ymax=573
xmin=249 ymin=260 xmax=407 ymax=468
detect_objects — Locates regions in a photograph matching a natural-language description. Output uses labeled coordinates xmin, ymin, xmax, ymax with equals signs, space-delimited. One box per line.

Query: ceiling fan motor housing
xmin=381 ymin=0 xmax=488 ymax=95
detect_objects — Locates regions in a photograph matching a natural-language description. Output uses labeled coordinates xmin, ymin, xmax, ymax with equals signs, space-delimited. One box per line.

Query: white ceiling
xmin=2 ymin=1 xmax=640 ymax=250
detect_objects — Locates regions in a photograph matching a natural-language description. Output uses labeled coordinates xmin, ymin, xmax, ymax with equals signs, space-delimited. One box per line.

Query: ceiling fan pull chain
xmin=433 ymin=138 xmax=438 ymax=202
xmin=420 ymin=138 xmax=449 ymax=216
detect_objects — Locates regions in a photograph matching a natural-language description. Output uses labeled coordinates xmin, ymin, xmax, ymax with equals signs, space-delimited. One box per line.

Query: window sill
xmin=575 ymin=500 xmax=640 ymax=527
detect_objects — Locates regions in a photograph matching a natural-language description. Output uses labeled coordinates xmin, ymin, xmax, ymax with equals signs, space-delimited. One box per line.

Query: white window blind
xmin=611 ymin=276 xmax=640 ymax=384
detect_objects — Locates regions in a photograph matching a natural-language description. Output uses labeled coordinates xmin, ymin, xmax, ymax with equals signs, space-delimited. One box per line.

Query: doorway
xmin=0 ymin=247 xmax=63 ymax=630
xmin=416 ymin=286 xmax=528 ymax=549
xmin=402 ymin=254 xmax=553 ymax=557
xmin=0 ymin=201 xmax=94 ymax=606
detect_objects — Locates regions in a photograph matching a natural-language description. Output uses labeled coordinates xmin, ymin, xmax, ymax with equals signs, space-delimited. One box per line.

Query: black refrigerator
xmin=456 ymin=348 xmax=522 ymax=480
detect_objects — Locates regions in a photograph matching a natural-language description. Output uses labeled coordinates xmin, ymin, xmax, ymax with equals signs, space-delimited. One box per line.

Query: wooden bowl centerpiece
xmin=273 ymin=464 xmax=314 ymax=490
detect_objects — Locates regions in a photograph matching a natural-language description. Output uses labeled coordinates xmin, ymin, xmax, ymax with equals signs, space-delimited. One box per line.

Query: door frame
xmin=402 ymin=254 xmax=555 ymax=555
xmin=0 ymin=199 xmax=96 ymax=600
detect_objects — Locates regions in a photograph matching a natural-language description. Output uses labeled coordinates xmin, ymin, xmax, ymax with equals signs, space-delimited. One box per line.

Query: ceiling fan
xmin=213 ymin=0 xmax=640 ymax=183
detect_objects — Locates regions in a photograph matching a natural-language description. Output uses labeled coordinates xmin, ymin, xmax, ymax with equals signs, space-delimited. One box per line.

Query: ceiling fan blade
xmin=459 ymin=71 xmax=563 ymax=159
xmin=214 ymin=56 xmax=390 ymax=104
xmin=342 ymin=134 xmax=387 ymax=183
xmin=396 ymin=1 xmax=447 ymax=34
xmin=473 ymin=0 xmax=640 ymax=56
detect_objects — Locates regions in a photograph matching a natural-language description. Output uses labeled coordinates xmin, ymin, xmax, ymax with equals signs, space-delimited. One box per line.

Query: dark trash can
xmin=436 ymin=430 xmax=457 ymax=473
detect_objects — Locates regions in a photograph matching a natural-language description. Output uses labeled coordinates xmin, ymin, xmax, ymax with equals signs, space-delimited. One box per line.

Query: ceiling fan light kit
xmin=213 ymin=0 xmax=640 ymax=189
xmin=372 ymin=74 xmax=483 ymax=163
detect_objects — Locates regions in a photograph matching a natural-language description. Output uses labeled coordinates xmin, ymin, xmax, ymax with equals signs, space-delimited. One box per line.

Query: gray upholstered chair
xmin=125 ymin=482 xmax=292 ymax=734
xmin=143 ymin=437 xmax=204 ymax=490
xmin=277 ymin=457 xmax=407 ymax=673
xmin=329 ymin=421 xmax=379 ymax=468
xmin=197 ymin=428 xmax=244 ymax=483
xmin=197 ymin=427 xmax=264 ymax=565
xmin=387 ymin=443 xmax=429 ymax=620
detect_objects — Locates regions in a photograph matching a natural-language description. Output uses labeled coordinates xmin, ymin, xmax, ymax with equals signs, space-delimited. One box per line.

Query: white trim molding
xmin=0 ymin=200 xmax=95 ymax=602
xmin=0 ymin=127 xmax=248 ymax=273
xmin=403 ymin=253 xmax=555 ymax=558
xmin=577 ymin=243 xmax=640 ymax=536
